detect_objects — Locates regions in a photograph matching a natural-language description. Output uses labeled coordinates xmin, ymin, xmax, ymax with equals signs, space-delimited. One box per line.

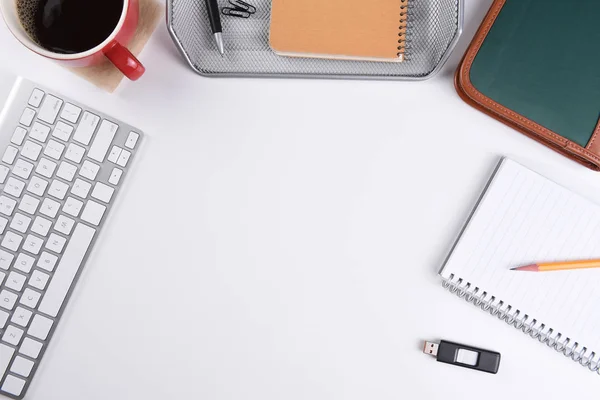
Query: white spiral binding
xmin=442 ymin=274 xmax=600 ymax=374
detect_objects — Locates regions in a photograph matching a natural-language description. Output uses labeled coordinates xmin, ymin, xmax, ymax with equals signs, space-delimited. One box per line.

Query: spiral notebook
xmin=440 ymin=158 xmax=600 ymax=374
xmin=269 ymin=0 xmax=408 ymax=62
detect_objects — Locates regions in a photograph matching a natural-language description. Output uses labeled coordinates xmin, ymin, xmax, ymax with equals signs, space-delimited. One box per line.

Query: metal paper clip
xmin=228 ymin=0 xmax=257 ymax=13
xmin=222 ymin=0 xmax=256 ymax=18
xmin=222 ymin=7 xmax=251 ymax=18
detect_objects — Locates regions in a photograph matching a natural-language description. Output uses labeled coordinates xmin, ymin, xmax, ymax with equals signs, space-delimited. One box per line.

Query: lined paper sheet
xmin=440 ymin=158 xmax=600 ymax=353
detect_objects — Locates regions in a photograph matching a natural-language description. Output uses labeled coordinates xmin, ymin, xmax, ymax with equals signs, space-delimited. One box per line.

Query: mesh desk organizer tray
xmin=167 ymin=0 xmax=463 ymax=80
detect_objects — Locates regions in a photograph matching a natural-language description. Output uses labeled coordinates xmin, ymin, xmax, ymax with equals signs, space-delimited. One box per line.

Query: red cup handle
xmin=105 ymin=41 xmax=145 ymax=81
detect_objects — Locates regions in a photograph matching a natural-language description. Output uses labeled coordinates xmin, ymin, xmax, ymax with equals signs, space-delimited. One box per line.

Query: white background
xmin=2 ymin=0 xmax=600 ymax=398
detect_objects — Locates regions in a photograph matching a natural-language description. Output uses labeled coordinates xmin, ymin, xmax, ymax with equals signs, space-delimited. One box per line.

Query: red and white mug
xmin=0 ymin=0 xmax=145 ymax=80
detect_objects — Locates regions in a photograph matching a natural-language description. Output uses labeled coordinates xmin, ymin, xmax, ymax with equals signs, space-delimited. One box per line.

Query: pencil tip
xmin=511 ymin=264 xmax=539 ymax=272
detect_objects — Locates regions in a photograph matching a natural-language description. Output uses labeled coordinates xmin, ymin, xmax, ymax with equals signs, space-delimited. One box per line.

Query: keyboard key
xmin=0 ymin=310 xmax=8 ymax=328
xmin=40 ymin=198 xmax=60 ymax=218
xmin=37 ymin=252 xmax=58 ymax=272
xmin=10 ymin=213 xmax=31 ymax=233
xmin=38 ymin=224 xmax=95 ymax=317
xmin=0 ymin=272 xmax=4 ymax=286
xmin=46 ymin=233 xmax=66 ymax=254
xmin=19 ymin=338 xmax=43 ymax=359
xmin=44 ymin=139 xmax=65 ymax=160
xmin=3 ymin=325 xmax=24 ymax=345
xmin=56 ymin=161 xmax=77 ymax=182
xmin=6 ymin=271 xmax=26 ymax=292
xmin=107 ymin=145 xmax=122 ymax=163
xmin=0 ymin=217 xmax=7 ymax=234
xmin=2 ymin=146 xmax=18 ymax=164
xmin=4 ymin=177 xmax=25 ymax=197
xmin=18 ymin=194 xmax=40 ymax=215
xmin=2 ymin=375 xmax=26 ymax=396
xmin=63 ymin=197 xmax=83 ymax=217
xmin=65 ymin=143 xmax=85 ymax=163
xmin=28 ymin=89 xmax=44 ymax=107
xmin=88 ymin=120 xmax=118 ymax=162
xmin=10 ymin=356 xmax=34 ymax=377
xmin=0 ymin=250 xmax=14 ymax=270
xmin=27 ymin=176 xmax=49 ymax=196
xmin=30 ymin=121 xmax=51 ymax=143
xmin=28 ymin=314 xmax=53 ymax=340
xmin=80 ymin=160 xmax=100 ymax=180
xmin=14 ymin=253 xmax=35 ymax=273
xmin=2 ymin=232 xmax=22 ymax=252
xmin=29 ymin=270 xmax=50 ymax=290
xmin=13 ymin=159 xmax=34 ymax=180
xmin=19 ymin=108 xmax=36 ymax=126
xmin=55 ymin=215 xmax=75 ymax=235
xmin=31 ymin=217 xmax=52 ymax=237
xmin=11 ymin=127 xmax=27 ymax=145
xmin=0 ymin=165 xmax=9 ymax=184
xmin=0 ymin=196 xmax=17 ymax=216
xmin=125 ymin=131 xmax=140 ymax=149
xmin=116 ymin=149 xmax=131 ymax=167
xmin=38 ymin=94 xmax=63 ymax=124
xmin=19 ymin=288 xmax=40 ymax=309
xmin=91 ymin=182 xmax=114 ymax=203
xmin=4 ymin=271 xmax=27 ymax=292
xmin=0 ymin=345 xmax=15 ymax=379
xmin=52 ymin=121 xmax=74 ymax=141
xmin=23 ymin=235 xmax=44 ymax=255
xmin=81 ymin=200 xmax=106 ymax=226
xmin=11 ymin=307 xmax=32 ymax=328
xmin=72 ymin=178 xmax=92 ymax=199
xmin=73 ymin=112 xmax=100 ymax=145
xmin=36 ymin=157 xmax=57 ymax=178
xmin=60 ymin=102 xmax=81 ymax=123
xmin=0 ymin=290 xmax=18 ymax=310
xmin=108 ymin=168 xmax=123 ymax=185
xmin=48 ymin=179 xmax=69 ymax=200
xmin=21 ymin=140 xmax=42 ymax=161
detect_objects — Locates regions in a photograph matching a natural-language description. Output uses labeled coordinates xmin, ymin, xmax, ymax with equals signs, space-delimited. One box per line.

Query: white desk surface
xmin=1 ymin=1 xmax=600 ymax=399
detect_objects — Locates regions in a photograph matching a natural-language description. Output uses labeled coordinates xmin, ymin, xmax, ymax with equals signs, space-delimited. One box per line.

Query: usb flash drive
xmin=423 ymin=340 xmax=501 ymax=374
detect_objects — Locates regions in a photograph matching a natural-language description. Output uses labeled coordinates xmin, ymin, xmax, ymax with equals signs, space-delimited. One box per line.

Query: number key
xmin=36 ymin=157 xmax=57 ymax=178
xmin=27 ymin=176 xmax=49 ymax=196
xmin=13 ymin=159 xmax=34 ymax=180
xmin=21 ymin=140 xmax=42 ymax=161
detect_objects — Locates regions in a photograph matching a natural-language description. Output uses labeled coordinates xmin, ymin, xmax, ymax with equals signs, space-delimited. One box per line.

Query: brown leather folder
xmin=455 ymin=0 xmax=600 ymax=170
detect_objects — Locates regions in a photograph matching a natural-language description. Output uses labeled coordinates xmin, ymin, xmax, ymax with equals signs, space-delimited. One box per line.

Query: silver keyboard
xmin=0 ymin=78 xmax=142 ymax=399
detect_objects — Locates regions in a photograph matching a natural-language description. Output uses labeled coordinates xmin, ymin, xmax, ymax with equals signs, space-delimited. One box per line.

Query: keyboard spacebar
xmin=38 ymin=224 xmax=96 ymax=318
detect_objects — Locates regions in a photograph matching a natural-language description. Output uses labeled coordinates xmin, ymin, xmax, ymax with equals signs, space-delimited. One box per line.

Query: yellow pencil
xmin=512 ymin=259 xmax=600 ymax=272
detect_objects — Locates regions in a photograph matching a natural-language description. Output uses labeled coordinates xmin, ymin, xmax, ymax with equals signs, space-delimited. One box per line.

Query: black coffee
xmin=16 ymin=0 xmax=124 ymax=54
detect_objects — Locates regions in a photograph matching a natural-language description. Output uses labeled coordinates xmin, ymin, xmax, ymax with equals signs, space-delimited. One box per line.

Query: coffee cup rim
xmin=0 ymin=0 xmax=130 ymax=60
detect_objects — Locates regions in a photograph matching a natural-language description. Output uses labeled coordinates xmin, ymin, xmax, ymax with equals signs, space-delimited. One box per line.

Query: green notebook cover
xmin=469 ymin=0 xmax=600 ymax=147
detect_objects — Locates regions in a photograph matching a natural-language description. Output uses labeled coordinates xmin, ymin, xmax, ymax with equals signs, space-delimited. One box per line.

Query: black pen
xmin=204 ymin=0 xmax=224 ymax=55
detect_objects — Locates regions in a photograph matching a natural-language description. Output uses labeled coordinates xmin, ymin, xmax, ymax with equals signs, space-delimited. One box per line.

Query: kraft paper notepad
xmin=441 ymin=158 xmax=600 ymax=374
xmin=269 ymin=0 xmax=408 ymax=62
